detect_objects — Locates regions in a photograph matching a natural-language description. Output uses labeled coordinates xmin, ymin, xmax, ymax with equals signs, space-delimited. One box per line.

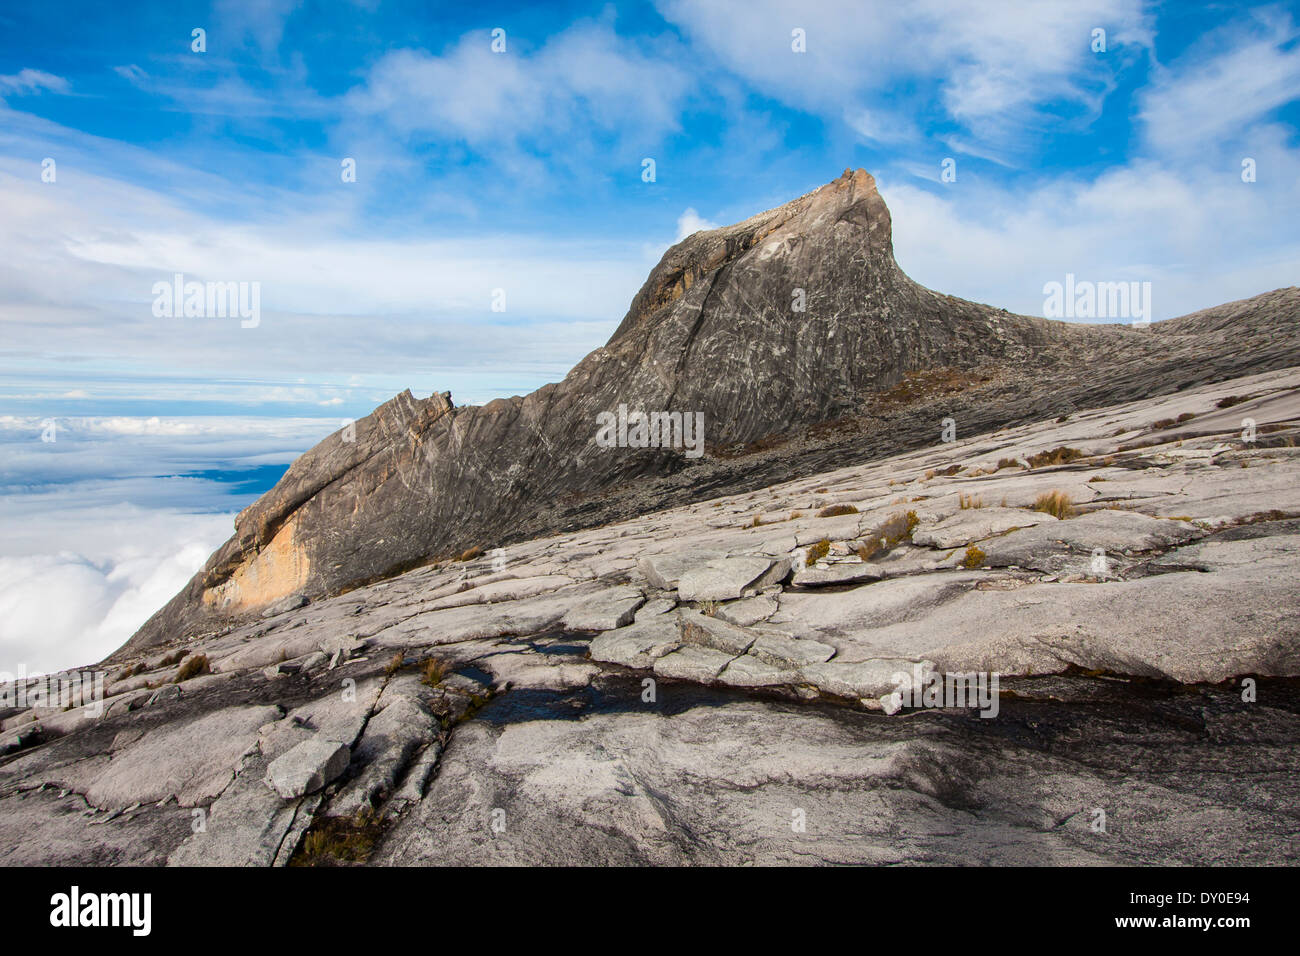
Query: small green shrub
xmin=961 ymin=545 xmax=986 ymax=569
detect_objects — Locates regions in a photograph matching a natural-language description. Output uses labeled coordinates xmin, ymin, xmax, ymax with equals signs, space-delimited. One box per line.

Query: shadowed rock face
xmin=120 ymin=168 xmax=1300 ymax=656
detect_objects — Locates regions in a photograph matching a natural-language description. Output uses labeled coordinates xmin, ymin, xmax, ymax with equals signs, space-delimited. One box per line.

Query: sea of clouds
xmin=0 ymin=415 xmax=336 ymax=673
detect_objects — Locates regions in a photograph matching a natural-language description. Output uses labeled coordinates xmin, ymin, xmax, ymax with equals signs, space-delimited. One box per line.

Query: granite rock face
xmin=3 ymin=368 xmax=1299 ymax=866
xmin=123 ymin=168 xmax=1300 ymax=653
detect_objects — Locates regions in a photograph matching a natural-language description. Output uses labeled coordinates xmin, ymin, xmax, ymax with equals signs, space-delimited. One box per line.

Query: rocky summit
xmin=3 ymin=172 xmax=1300 ymax=866
xmin=124 ymin=168 xmax=1300 ymax=653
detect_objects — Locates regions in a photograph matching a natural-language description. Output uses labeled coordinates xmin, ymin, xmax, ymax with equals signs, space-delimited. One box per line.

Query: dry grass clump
xmin=1025 ymin=446 xmax=1086 ymax=469
xmin=1216 ymin=395 xmax=1247 ymax=409
xmin=384 ymin=651 xmax=406 ymax=676
xmin=420 ymin=656 xmax=450 ymax=687
xmin=293 ymin=807 xmax=383 ymax=866
xmin=805 ymin=539 xmax=831 ymax=566
xmin=877 ymin=510 xmax=919 ymax=547
xmin=174 ymin=653 xmax=210 ymax=683
xmin=817 ymin=503 xmax=859 ymax=518
xmin=996 ymin=457 xmax=1022 ymax=471
xmin=1033 ymin=490 xmax=1075 ymax=520
xmin=456 ymin=546 xmax=483 ymax=562
xmin=958 ymin=494 xmax=984 ymax=510
xmin=1151 ymin=412 xmax=1196 ymax=430
xmin=961 ymin=544 xmax=986 ymax=569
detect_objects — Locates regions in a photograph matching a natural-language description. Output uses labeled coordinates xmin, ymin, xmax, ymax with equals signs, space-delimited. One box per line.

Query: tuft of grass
xmin=749 ymin=514 xmax=764 ymax=527
xmin=877 ymin=510 xmax=919 ymax=547
xmin=790 ymin=510 xmax=803 ymax=520
xmin=384 ymin=651 xmax=406 ymax=676
xmin=699 ymin=600 xmax=721 ymax=617
xmin=419 ymin=656 xmax=450 ymax=687
xmin=292 ymin=807 xmax=383 ymax=866
xmin=961 ymin=544 xmax=986 ymax=569
xmin=456 ymin=546 xmax=484 ymax=562
xmin=1216 ymin=395 xmax=1247 ymax=409
xmin=1033 ymin=490 xmax=1075 ymax=520
xmin=959 ymin=493 xmax=984 ymax=510
xmin=174 ymin=653 xmax=210 ymax=683
xmin=996 ymin=457 xmax=1022 ymax=471
xmin=157 ymin=649 xmax=186 ymax=667
xmin=1025 ymin=446 xmax=1086 ymax=468
xmin=817 ymin=503 xmax=859 ymax=518
xmin=805 ymin=539 xmax=831 ymax=566
xmin=857 ymin=538 xmax=882 ymax=562
xmin=1176 ymin=412 xmax=1195 ymax=423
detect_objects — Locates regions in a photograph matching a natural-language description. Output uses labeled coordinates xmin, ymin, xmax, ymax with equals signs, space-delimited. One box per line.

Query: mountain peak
xmin=118 ymin=175 xmax=1300 ymax=657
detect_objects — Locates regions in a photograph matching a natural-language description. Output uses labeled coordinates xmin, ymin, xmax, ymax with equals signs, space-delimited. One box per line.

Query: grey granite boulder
xmin=561 ymin=585 xmax=645 ymax=631
xmin=677 ymin=556 xmax=790 ymax=601
xmin=588 ymin=619 xmax=682 ymax=669
xmin=264 ymin=739 xmax=351 ymax=800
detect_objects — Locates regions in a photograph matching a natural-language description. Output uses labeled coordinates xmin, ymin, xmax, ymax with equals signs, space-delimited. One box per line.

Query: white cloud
xmin=215 ymin=0 xmax=302 ymax=53
xmin=1138 ymin=13 xmax=1300 ymax=155
xmin=344 ymin=20 xmax=691 ymax=158
xmin=0 ymin=511 xmax=231 ymax=673
xmin=675 ymin=207 xmax=719 ymax=241
xmin=0 ymin=69 xmax=69 ymax=97
xmin=656 ymin=0 xmax=1153 ymax=148
xmin=0 ymin=415 xmax=335 ymax=672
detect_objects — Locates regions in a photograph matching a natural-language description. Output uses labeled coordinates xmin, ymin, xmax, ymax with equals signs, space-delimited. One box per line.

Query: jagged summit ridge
xmin=120 ymin=169 xmax=1300 ymax=655
xmin=609 ymin=168 xmax=889 ymax=342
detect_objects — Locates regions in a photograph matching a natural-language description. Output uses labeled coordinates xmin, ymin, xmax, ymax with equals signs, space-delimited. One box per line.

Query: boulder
xmin=588 ymin=619 xmax=681 ymax=669
xmin=653 ymin=645 xmax=736 ymax=682
xmin=791 ymin=562 xmax=886 ymax=587
xmin=264 ymin=739 xmax=351 ymax=800
xmin=677 ymin=556 xmax=789 ymax=601
xmin=561 ymin=585 xmax=645 ymax=631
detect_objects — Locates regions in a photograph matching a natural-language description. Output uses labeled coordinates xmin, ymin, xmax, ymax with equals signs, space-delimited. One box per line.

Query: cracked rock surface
xmin=2 ymin=367 xmax=1298 ymax=865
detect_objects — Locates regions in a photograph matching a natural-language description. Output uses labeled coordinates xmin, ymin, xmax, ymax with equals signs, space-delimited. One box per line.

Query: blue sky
xmin=2 ymin=0 xmax=1298 ymax=419
xmin=1 ymin=0 xmax=1298 ymax=671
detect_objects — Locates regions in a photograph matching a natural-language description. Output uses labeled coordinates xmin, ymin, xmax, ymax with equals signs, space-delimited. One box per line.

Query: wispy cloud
xmin=0 ymin=68 xmax=69 ymax=97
